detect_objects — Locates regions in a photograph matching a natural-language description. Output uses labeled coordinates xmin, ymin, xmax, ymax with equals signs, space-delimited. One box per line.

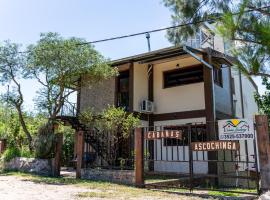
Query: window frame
xmin=213 ymin=65 xmax=223 ymax=87
xmin=163 ymin=64 xmax=204 ymax=89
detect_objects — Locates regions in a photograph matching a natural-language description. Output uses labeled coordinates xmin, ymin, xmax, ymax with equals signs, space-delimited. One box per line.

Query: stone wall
xmin=4 ymin=157 xmax=53 ymax=176
xmin=81 ymin=168 xmax=135 ymax=185
xmin=80 ymin=76 xmax=115 ymax=113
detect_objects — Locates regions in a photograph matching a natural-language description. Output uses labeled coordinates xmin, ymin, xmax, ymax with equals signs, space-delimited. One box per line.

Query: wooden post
xmin=76 ymin=130 xmax=84 ymax=179
xmin=74 ymin=132 xmax=78 ymax=159
xmin=53 ymin=133 xmax=63 ymax=177
xmin=255 ymin=115 xmax=270 ymax=192
xmin=0 ymin=139 xmax=6 ymax=154
xmin=135 ymin=128 xmax=144 ymax=187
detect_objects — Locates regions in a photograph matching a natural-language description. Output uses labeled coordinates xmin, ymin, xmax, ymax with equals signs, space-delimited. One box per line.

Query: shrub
xmin=20 ymin=146 xmax=34 ymax=158
xmin=61 ymin=127 xmax=75 ymax=166
xmin=1 ymin=146 xmax=21 ymax=162
xmin=34 ymin=123 xmax=55 ymax=159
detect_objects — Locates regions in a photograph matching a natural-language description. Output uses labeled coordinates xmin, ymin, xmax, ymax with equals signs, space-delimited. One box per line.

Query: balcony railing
xmin=59 ymin=102 xmax=77 ymax=117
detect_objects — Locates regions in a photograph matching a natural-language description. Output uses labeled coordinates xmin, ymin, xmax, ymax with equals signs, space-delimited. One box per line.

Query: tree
xmin=27 ymin=32 xmax=118 ymax=121
xmin=255 ymin=77 xmax=270 ymax=118
xmin=163 ymin=0 xmax=270 ymax=77
xmin=0 ymin=41 xmax=33 ymax=150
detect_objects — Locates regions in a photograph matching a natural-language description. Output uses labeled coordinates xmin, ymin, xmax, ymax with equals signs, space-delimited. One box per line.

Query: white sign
xmin=218 ymin=119 xmax=254 ymax=140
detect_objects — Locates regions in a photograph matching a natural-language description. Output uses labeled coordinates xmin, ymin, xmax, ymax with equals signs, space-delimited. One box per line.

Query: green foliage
xmin=163 ymin=0 xmax=270 ymax=77
xmin=27 ymin=32 xmax=118 ymax=118
xmin=0 ymin=104 xmax=45 ymax=148
xmin=34 ymin=123 xmax=55 ymax=159
xmin=255 ymin=77 xmax=270 ymax=117
xmin=99 ymin=106 xmax=140 ymax=137
xmin=80 ymin=105 xmax=140 ymax=138
xmin=1 ymin=146 xmax=21 ymax=162
xmin=78 ymin=107 xmax=94 ymax=128
xmin=61 ymin=127 xmax=75 ymax=166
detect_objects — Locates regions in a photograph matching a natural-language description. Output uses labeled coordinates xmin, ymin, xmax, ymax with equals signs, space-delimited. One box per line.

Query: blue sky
xmin=0 ymin=0 xmax=264 ymax=109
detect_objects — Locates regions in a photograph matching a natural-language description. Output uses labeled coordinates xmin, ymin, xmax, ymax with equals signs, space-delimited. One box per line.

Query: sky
xmin=0 ymin=0 xmax=265 ymax=110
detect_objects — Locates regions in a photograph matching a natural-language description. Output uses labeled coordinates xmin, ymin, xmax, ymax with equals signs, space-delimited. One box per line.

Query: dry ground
xmin=0 ymin=172 xmax=256 ymax=200
xmin=0 ymin=173 xmax=206 ymax=200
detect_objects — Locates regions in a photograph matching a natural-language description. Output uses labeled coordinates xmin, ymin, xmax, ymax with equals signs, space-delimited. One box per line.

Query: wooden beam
xmin=129 ymin=62 xmax=134 ymax=112
xmin=76 ymin=130 xmax=84 ymax=179
xmin=255 ymin=115 xmax=270 ymax=192
xmin=153 ymin=110 xmax=206 ymax=121
xmin=203 ymin=50 xmax=218 ymax=176
xmin=53 ymin=133 xmax=63 ymax=177
xmin=135 ymin=128 xmax=144 ymax=187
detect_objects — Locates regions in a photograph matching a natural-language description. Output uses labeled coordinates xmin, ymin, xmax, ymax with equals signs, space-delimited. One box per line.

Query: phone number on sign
xmin=220 ymin=133 xmax=254 ymax=140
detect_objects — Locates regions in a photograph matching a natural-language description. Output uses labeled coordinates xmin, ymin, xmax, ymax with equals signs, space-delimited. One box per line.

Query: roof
xmin=110 ymin=45 xmax=258 ymax=90
xmin=111 ymin=46 xmax=188 ymax=66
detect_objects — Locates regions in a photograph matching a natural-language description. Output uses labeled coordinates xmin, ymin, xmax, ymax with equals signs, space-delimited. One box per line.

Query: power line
xmin=5 ymin=4 xmax=270 ymax=55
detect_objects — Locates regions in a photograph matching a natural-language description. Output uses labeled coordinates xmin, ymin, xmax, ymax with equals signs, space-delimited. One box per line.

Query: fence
xmin=140 ymin=122 xmax=260 ymax=195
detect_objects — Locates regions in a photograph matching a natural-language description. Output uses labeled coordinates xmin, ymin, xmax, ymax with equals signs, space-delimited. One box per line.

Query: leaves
xmin=163 ymin=0 xmax=270 ymax=78
xmin=27 ymin=32 xmax=118 ymax=118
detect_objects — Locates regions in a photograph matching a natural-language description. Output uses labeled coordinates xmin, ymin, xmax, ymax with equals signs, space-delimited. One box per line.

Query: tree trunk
xmin=16 ymin=105 xmax=33 ymax=151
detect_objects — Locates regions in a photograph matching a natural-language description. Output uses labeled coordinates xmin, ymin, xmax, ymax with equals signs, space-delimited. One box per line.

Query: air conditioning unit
xmin=140 ymin=100 xmax=154 ymax=113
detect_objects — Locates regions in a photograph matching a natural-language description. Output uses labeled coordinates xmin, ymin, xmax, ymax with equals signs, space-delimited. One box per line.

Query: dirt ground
xmin=0 ymin=174 xmax=210 ymax=200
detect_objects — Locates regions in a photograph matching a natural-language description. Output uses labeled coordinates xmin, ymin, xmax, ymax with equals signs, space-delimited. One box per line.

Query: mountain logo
xmin=222 ymin=119 xmax=250 ymax=134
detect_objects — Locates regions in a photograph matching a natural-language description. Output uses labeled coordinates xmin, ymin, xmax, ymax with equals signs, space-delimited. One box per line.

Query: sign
xmin=218 ymin=119 xmax=255 ymax=140
xmin=144 ymin=130 xmax=183 ymax=140
xmin=191 ymin=141 xmax=240 ymax=151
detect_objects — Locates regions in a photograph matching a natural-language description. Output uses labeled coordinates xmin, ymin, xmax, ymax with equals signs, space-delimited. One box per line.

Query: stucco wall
xmin=153 ymin=57 xmax=205 ymax=114
xmin=80 ymin=75 xmax=115 ymax=113
xmin=133 ymin=63 xmax=148 ymax=112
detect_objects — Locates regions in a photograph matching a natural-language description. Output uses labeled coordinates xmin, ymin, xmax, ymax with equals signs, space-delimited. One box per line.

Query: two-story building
xmin=62 ymin=23 xmax=258 ymax=176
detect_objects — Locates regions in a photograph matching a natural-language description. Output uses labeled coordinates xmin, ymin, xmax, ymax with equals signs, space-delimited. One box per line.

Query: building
xmin=60 ymin=24 xmax=259 ymax=176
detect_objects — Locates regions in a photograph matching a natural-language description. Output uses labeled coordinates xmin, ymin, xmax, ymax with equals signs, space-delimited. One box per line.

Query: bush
xmin=1 ymin=146 xmax=21 ymax=162
xmin=61 ymin=127 xmax=75 ymax=166
xmin=20 ymin=146 xmax=34 ymax=158
xmin=34 ymin=123 xmax=55 ymax=159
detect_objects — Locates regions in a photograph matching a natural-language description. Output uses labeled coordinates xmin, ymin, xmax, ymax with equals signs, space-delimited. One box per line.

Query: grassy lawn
xmin=0 ymin=171 xmax=258 ymax=199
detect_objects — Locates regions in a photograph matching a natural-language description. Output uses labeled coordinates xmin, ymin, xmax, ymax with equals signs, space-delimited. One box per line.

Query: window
xmin=213 ymin=66 xmax=223 ymax=87
xmin=117 ymin=71 xmax=129 ymax=111
xmin=163 ymin=65 xmax=203 ymax=88
xmin=231 ymin=76 xmax=235 ymax=94
xmin=163 ymin=125 xmax=206 ymax=146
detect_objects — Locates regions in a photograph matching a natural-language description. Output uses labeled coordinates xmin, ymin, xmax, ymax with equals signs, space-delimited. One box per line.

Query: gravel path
xmin=0 ymin=175 xmax=91 ymax=200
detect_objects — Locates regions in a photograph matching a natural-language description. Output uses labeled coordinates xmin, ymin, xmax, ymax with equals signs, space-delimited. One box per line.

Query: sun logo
xmin=231 ymin=119 xmax=240 ymax=127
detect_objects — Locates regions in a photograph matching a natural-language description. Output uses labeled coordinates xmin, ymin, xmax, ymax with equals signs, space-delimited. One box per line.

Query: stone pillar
xmin=255 ymin=115 xmax=270 ymax=192
xmin=53 ymin=133 xmax=63 ymax=177
xmin=76 ymin=130 xmax=84 ymax=179
xmin=135 ymin=128 xmax=144 ymax=187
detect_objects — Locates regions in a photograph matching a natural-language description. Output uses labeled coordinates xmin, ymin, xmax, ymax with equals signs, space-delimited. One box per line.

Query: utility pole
xmin=145 ymin=33 xmax=151 ymax=52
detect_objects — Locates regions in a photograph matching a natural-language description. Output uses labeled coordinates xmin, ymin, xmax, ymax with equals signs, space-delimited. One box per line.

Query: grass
xmin=0 ymin=171 xmax=258 ymax=199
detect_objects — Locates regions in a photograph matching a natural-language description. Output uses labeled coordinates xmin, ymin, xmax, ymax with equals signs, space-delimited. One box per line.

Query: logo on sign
xmin=218 ymin=119 xmax=254 ymax=140
xmin=222 ymin=119 xmax=250 ymax=134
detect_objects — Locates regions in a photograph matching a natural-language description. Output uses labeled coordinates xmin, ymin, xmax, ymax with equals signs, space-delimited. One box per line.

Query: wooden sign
xmin=145 ymin=130 xmax=183 ymax=140
xmin=191 ymin=141 xmax=240 ymax=151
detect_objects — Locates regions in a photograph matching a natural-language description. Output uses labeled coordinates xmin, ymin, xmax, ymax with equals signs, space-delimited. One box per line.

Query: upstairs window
xmin=163 ymin=65 xmax=203 ymax=88
xmin=117 ymin=71 xmax=129 ymax=111
xmin=213 ymin=65 xmax=223 ymax=87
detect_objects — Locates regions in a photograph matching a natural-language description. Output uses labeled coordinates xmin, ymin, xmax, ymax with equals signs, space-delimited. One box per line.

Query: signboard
xmin=191 ymin=141 xmax=240 ymax=151
xmin=218 ymin=119 xmax=255 ymax=140
xmin=144 ymin=130 xmax=183 ymax=140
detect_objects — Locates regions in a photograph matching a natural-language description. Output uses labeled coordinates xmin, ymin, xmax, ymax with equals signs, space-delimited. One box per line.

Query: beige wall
xmin=153 ymin=57 xmax=205 ymax=114
xmin=132 ymin=56 xmax=206 ymax=114
xmin=133 ymin=62 xmax=148 ymax=111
